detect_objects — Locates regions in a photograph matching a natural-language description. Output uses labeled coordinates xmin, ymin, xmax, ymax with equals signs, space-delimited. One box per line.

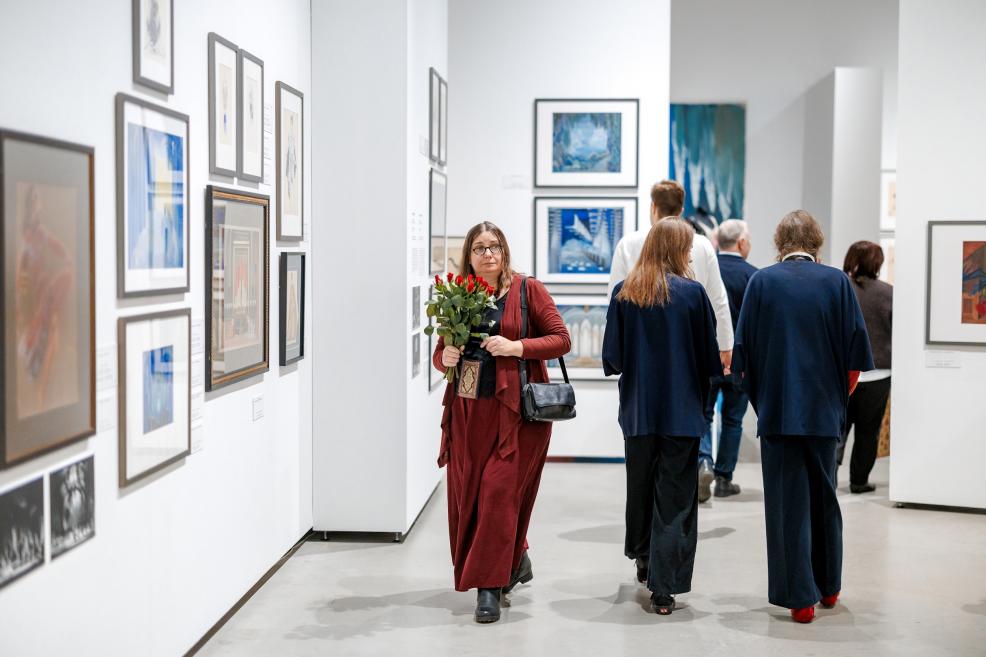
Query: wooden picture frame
xmin=279 ymin=252 xmax=305 ymax=366
xmin=275 ymin=81 xmax=304 ymax=240
xmin=132 ymin=0 xmax=174 ymax=94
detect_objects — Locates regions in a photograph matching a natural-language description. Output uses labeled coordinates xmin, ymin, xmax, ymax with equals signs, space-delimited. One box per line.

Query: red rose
xmin=467 ymin=282 xmax=475 ymax=293
xmin=447 ymin=272 xmax=454 ymax=282
xmin=435 ymin=274 xmax=441 ymax=286
xmin=468 ymin=274 xmax=474 ymax=284
xmin=455 ymin=274 xmax=464 ymax=285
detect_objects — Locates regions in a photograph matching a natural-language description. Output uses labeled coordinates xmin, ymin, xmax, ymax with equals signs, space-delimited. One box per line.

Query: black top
xmin=461 ymin=293 xmax=507 ymax=398
xmin=716 ymin=253 xmax=759 ymax=330
xmin=602 ymin=276 xmax=722 ymax=437
xmin=851 ymin=277 xmax=893 ymax=370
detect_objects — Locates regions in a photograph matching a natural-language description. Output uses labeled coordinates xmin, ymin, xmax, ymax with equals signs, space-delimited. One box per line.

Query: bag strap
xmin=517 ymin=277 xmax=570 ymax=385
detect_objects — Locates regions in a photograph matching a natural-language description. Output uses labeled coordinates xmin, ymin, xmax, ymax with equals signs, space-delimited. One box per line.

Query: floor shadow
xmin=962 ymin=599 xmax=986 ymax=616
xmin=712 ymin=595 xmax=883 ymax=643
xmin=557 ymin=523 xmax=623 ymax=544
xmin=549 ymin=581 xmax=712 ymax=625
xmin=699 ymin=526 xmax=736 ymax=540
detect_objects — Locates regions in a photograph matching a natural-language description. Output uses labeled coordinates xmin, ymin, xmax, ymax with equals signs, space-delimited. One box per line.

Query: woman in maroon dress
xmin=432 ymin=221 xmax=570 ymax=623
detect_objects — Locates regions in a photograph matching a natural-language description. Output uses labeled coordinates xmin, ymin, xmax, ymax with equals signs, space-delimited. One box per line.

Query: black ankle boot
xmin=475 ymin=588 xmax=502 ymax=623
xmin=503 ymin=551 xmax=533 ymax=594
xmin=635 ymin=557 xmax=648 ymax=584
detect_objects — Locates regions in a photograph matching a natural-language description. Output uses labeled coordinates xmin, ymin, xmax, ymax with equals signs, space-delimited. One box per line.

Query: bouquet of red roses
xmin=425 ymin=272 xmax=498 ymax=382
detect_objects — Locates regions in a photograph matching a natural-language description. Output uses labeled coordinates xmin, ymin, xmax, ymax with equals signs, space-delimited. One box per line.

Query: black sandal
xmin=651 ymin=593 xmax=674 ymax=615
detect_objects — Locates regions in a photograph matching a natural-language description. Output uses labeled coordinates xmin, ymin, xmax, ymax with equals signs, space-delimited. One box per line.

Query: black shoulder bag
xmin=518 ymin=277 xmax=577 ymax=422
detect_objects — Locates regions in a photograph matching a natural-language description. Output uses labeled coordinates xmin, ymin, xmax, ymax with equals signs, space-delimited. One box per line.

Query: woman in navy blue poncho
xmin=602 ymin=218 xmax=722 ymax=615
xmin=732 ymin=210 xmax=874 ymax=624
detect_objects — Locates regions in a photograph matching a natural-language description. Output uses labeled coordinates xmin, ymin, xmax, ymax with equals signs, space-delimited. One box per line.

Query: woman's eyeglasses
xmin=471 ymin=244 xmax=503 ymax=256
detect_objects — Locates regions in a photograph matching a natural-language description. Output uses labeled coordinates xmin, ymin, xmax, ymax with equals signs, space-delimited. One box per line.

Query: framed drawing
xmin=430 ymin=169 xmax=447 ymax=275
xmin=429 ymin=68 xmax=441 ymax=163
xmin=880 ymin=170 xmax=897 ymax=232
xmin=534 ymin=99 xmax=639 ymax=188
xmin=0 ymin=477 xmax=44 ymax=589
xmin=276 ymin=82 xmax=304 ymax=240
xmin=208 ymin=33 xmax=239 ymax=177
xmin=427 ymin=285 xmax=440 ymax=392
xmin=533 ymin=196 xmax=637 ymax=285
xmin=116 ymin=93 xmax=190 ymax=297
xmin=547 ymin=296 xmax=611 ymax=380
xmin=279 ymin=252 xmax=305 ymax=366
xmin=237 ymin=49 xmax=264 ymax=182
xmin=1 ymin=130 xmax=95 ymax=468
xmin=879 ymin=236 xmax=895 ymax=284
xmin=411 ymin=285 xmax=422 ymax=331
xmin=49 ymin=454 xmax=95 ymax=559
xmin=926 ymin=221 xmax=986 ymax=346
xmin=206 ymin=186 xmax=270 ymax=389
xmin=118 ymin=309 xmax=190 ymax=486
xmin=438 ymin=76 xmax=448 ymax=166
xmin=445 ymin=235 xmax=466 ymax=274
xmin=411 ymin=333 xmax=422 ymax=379
xmin=132 ymin=0 xmax=174 ymax=94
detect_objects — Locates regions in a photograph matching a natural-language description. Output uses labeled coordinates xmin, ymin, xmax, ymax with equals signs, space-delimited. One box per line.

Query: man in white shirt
xmin=608 ymin=180 xmax=733 ymax=505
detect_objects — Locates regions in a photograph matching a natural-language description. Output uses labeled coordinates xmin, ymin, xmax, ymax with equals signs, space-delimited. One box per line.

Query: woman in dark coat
xmin=733 ymin=210 xmax=874 ymax=624
xmin=602 ymin=218 xmax=722 ymax=615
xmin=432 ymin=221 xmax=570 ymax=624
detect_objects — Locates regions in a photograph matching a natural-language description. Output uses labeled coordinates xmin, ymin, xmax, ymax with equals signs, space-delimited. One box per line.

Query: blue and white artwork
xmin=547 ymin=297 xmax=610 ymax=380
xmin=548 ymin=207 xmax=623 ymax=275
xmin=127 ymin=123 xmax=185 ymax=270
xmin=669 ymin=104 xmax=746 ymax=225
xmin=552 ymin=113 xmax=622 ymax=173
xmin=142 ymin=345 xmax=174 ymax=434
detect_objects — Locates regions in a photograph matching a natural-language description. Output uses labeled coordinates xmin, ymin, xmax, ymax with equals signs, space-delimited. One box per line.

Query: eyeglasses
xmin=471 ymin=244 xmax=503 ymax=256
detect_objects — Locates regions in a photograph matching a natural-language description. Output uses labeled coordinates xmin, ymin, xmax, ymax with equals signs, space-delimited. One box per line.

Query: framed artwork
xmin=439 ymin=77 xmax=448 ymax=166
xmin=430 ymin=169 xmax=447 ymax=275
xmin=880 ymin=170 xmax=897 ymax=232
xmin=279 ymin=252 xmax=305 ymax=366
xmin=206 ymin=186 xmax=270 ymax=389
xmin=411 ymin=285 xmax=421 ymax=331
xmin=533 ymin=196 xmax=638 ymax=285
xmin=116 ymin=93 xmax=190 ymax=297
xmin=1 ymin=130 xmax=95 ymax=468
xmin=118 ymin=309 xmax=190 ymax=486
xmin=926 ymin=221 xmax=986 ymax=346
xmin=208 ymin=33 xmax=239 ymax=177
xmin=49 ymin=454 xmax=95 ymax=559
xmin=276 ymin=82 xmax=304 ymax=240
xmin=445 ymin=235 xmax=466 ymax=275
xmin=534 ymin=99 xmax=639 ymax=188
xmin=427 ymin=285 xmax=440 ymax=392
xmin=412 ymin=333 xmax=422 ymax=379
xmin=132 ymin=0 xmax=174 ymax=94
xmin=879 ymin=236 xmax=895 ymax=284
xmin=547 ymin=296 xmax=611 ymax=380
xmin=237 ymin=49 xmax=264 ymax=182
xmin=0 ymin=477 xmax=44 ymax=589
xmin=429 ymin=68 xmax=441 ymax=163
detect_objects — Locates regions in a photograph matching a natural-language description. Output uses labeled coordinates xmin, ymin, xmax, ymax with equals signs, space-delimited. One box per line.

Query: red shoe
xmin=791 ymin=606 xmax=815 ymax=623
xmin=820 ymin=592 xmax=840 ymax=608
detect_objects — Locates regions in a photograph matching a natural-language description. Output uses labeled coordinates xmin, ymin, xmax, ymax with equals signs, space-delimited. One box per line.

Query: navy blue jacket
xmin=717 ymin=253 xmax=758 ymax=330
xmin=603 ymin=276 xmax=723 ymax=438
xmin=733 ymin=261 xmax=875 ymax=438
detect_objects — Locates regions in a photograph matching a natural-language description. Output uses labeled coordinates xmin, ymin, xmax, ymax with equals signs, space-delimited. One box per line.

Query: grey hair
xmin=716 ymin=219 xmax=748 ymax=249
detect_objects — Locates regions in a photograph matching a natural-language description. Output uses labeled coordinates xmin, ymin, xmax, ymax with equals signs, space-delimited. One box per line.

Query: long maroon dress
xmin=432 ymin=274 xmax=570 ymax=591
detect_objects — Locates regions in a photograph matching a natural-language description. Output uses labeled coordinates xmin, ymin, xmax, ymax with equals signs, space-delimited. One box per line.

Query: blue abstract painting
xmin=548 ymin=207 xmax=623 ymax=274
xmin=669 ymin=104 xmax=745 ymax=224
xmin=552 ymin=113 xmax=622 ymax=173
xmin=142 ymin=345 xmax=174 ymax=434
xmin=127 ymin=124 xmax=185 ymax=269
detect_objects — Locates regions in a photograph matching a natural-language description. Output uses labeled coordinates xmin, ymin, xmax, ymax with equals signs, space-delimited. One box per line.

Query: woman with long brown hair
xmin=601 ymin=218 xmax=722 ymax=615
xmin=432 ymin=221 xmax=570 ymax=623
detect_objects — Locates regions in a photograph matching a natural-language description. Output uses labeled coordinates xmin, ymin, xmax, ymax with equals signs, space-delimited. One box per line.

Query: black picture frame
xmin=208 ymin=32 xmax=239 ymax=177
xmin=237 ymin=48 xmax=265 ymax=183
xmin=132 ymin=0 xmax=174 ymax=94
xmin=1 ymin=129 xmax=96 ymax=468
xmin=279 ymin=252 xmax=306 ymax=366
xmin=275 ymin=81 xmax=305 ymax=241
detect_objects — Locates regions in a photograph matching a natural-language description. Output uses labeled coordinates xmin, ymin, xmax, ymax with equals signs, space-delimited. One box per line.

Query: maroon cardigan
xmin=432 ymin=274 xmax=571 ymax=466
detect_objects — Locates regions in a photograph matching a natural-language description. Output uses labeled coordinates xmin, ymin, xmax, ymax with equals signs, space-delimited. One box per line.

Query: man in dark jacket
xmin=699 ymin=220 xmax=758 ymax=501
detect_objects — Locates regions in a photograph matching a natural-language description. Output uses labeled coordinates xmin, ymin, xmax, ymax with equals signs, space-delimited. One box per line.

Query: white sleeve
xmin=608 ymin=238 xmax=630 ymax=299
xmin=698 ymin=238 xmax=734 ymax=351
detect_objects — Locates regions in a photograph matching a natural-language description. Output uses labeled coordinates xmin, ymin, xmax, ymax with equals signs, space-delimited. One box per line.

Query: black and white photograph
xmin=0 ymin=477 xmax=45 ymax=590
xmin=49 ymin=455 xmax=96 ymax=559
xmin=411 ymin=332 xmax=421 ymax=379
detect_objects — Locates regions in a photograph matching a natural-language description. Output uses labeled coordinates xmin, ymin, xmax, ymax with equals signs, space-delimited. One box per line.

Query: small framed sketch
xmin=238 ymin=49 xmax=264 ymax=182
xmin=279 ymin=252 xmax=306 ymax=366
xmin=547 ymin=296 xmax=610 ymax=380
xmin=411 ymin=285 xmax=422 ymax=331
xmin=427 ymin=285 xmax=441 ymax=393
xmin=49 ymin=454 xmax=95 ymax=559
xmin=430 ymin=169 xmax=447 ymax=275
xmin=132 ymin=0 xmax=173 ymax=94
xmin=2 ymin=130 xmax=95 ymax=468
xmin=208 ymin=33 xmax=239 ymax=177
xmin=533 ymin=196 xmax=637 ymax=285
xmin=429 ymin=68 xmax=441 ymax=163
xmin=206 ymin=186 xmax=270 ymax=389
xmin=445 ymin=235 xmax=466 ymax=274
xmin=118 ymin=309 xmax=191 ymax=487
xmin=534 ymin=98 xmax=639 ymax=188
xmin=880 ymin=170 xmax=897 ymax=232
xmin=439 ymin=77 xmax=448 ymax=166
xmin=412 ymin=333 xmax=422 ymax=379
xmin=116 ymin=93 xmax=190 ymax=297
xmin=0 ymin=477 xmax=44 ymax=589
xmin=926 ymin=221 xmax=986 ymax=346
xmin=276 ymin=82 xmax=304 ymax=240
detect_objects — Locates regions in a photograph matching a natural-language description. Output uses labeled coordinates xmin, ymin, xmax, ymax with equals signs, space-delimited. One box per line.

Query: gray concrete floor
xmin=200 ymin=456 xmax=986 ymax=657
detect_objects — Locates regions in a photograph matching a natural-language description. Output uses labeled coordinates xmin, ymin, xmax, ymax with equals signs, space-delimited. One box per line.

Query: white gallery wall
xmin=671 ymin=0 xmax=899 ymax=268
xmin=892 ymin=0 xmax=986 ymax=510
xmin=448 ymin=0 xmax=671 ymax=458
xmin=0 ymin=1 xmax=313 ymax=655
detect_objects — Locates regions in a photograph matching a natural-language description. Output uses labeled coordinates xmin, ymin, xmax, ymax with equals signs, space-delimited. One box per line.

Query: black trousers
xmin=761 ymin=435 xmax=842 ymax=609
xmin=624 ymin=434 xmax=699 ymax=596
xmin=837 ymin=377 xmax=891 ymax=485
